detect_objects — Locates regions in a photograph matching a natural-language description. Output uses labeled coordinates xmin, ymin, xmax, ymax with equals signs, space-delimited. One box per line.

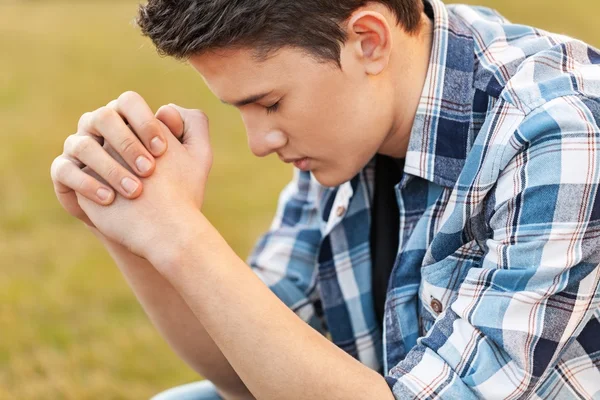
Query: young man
xmin=50 ymin=0 xmax=600 ymax=398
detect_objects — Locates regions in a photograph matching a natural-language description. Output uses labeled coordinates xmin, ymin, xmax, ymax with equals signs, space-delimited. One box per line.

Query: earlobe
xmin=347 ymin=11 xmax=392 ymax=75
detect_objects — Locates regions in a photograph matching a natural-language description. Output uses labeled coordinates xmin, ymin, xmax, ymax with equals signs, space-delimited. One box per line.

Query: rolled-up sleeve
xmin=385 ymin=96 xmax=600 ymax=399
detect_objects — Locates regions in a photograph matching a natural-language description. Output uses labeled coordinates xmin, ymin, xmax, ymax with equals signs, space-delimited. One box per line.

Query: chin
xmin=311 ymin=168 xmax=356 ymax=188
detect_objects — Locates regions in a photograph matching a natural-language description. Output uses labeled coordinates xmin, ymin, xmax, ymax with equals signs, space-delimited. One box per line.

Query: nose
xmin=247 ymin=129 xmax=288 ymax=158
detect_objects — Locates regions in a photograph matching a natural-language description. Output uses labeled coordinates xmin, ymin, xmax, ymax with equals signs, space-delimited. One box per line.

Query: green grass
xmin=0 ymin=1 xmax=598 ymax=398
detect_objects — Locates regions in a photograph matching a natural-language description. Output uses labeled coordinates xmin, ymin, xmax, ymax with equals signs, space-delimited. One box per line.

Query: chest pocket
xmin=418 ymin=240 xmax=484 ymax=333
xmin=388 ymin=177 xmax=490 ymax=336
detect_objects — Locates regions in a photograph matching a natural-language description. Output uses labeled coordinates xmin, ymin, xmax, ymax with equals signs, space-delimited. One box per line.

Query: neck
xmin=378 ymin=13 xmax=433 ymax=159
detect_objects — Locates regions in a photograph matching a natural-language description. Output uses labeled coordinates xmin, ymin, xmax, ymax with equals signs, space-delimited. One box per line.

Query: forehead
xmin=188 ymin=47 xmax=336 ymax=101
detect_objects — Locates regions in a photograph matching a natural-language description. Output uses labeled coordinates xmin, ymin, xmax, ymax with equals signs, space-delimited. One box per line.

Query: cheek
xmin=292 ymin=102 xmax=371 ymax=155
xmin=287 ymin=77 xmax=380 ymax=159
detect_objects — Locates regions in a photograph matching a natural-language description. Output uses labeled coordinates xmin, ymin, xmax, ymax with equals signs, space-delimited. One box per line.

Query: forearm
xmin=159 ymin=214 xmax=394 ymax=400
xmin=89 ymin=227 xmax=254 ymax=399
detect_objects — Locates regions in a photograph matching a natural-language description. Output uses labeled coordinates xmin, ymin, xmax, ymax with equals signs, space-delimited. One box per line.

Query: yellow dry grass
xmin=0 ymin=1 xmax=597 ymax=398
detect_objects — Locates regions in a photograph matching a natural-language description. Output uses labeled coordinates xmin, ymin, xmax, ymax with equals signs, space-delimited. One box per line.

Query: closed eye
xmin=266 ymin=101 xmax=280 ymax=114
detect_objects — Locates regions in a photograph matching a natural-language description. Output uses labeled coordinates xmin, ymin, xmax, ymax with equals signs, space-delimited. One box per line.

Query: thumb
xmin=155 ymin=104 xmax=184 ymax=141
xmin=165 ymin=104 xmax=212 ymax=161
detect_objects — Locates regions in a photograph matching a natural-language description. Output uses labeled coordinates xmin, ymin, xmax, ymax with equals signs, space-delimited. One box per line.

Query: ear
xmin=346 ymin=11 xmax=392 ymax=75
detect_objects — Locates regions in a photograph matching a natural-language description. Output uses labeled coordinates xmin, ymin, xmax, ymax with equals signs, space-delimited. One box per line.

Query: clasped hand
xmin=51 ymin=91 xmax=212 ymax=267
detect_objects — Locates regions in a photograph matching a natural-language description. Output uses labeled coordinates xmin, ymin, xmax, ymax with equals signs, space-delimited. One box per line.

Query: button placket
xmin=323 ymin=181 xmax=353 ymax=235
xmin=382 ymin=181 xmax=409 ymax=372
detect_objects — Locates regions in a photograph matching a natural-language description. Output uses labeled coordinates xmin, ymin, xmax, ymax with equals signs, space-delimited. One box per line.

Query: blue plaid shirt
xmin=247 ymin=0 xmax=600 ymax=398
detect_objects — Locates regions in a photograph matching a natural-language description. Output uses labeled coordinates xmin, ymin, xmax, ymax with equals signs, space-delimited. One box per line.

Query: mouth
xmin=279 ymin=155 xmax=311 ymax=171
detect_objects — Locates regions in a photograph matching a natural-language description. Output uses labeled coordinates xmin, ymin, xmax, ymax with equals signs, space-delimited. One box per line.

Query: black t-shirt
xmin=370 ymin=154 xmax=404 ymax=330
xmin=369 ymin=0 xmax=434 ymax=332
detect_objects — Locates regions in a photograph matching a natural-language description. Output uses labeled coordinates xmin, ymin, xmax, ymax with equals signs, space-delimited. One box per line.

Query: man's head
xmin=138 ymin=0 xmax=432 ymax=187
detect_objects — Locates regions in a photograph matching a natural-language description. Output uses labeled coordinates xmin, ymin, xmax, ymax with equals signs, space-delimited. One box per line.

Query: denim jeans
xmin=151 ymin=380 xmax=223 ymax=400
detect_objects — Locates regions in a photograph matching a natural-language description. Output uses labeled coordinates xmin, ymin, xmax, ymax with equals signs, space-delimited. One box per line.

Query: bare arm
xmin=150 ymin=214 xmax=394 ymax=400
xmin=49 ymin=92 xmax=253 ymax=399
xmin=65 ymin=97 xmax=394 ymax=399
xmin=90 ymin=227 xmax=254 ymax=400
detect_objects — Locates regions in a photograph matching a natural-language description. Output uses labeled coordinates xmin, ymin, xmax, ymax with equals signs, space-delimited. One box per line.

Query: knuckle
xmin=105 ymin=165 xmax=121 ymax=182
xmin=51 ymin=157 xmax=70 ymax=182
xmin=50 ymin=157 xmax=61 ymax=180
xmin=77 ymin=175 xmax=93 ymax=193
xmin=118 ymin=136 xmax=138 ymax=156
xmin=118 ymin=91 xmax=141 ymax=106
xmin=93 ymin=106 xmax=117 ymax=125
xmin=77 ymin=112 xmax=92 ymax=130
xmin=63 ymin=134 xmax=77 ymax=154
xmin=106 ymin=99 xmax=118 ymax=109
xmin=71 ymin=135 xmax=94 ymax=156
xmin=138 ymin=118 xmax=161 ymax=138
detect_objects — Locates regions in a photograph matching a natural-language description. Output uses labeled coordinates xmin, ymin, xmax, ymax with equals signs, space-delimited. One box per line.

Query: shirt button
xmin=336 ymin=206 xmax=346 ymax=217
xmin=431 ymin=298 xmax=443 ymax=314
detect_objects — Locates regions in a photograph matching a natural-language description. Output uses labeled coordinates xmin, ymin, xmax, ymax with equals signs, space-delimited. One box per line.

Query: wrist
xmin=146 ymin=209 xmax=211 ymax=278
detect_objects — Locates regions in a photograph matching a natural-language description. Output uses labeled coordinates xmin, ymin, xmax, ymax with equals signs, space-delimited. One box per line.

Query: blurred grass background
xmin=0 ymin=1 xmax=598 ymax=399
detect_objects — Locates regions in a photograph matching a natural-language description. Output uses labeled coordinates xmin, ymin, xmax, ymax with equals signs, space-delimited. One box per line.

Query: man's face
xmin=189 ymin=46 xmax=396 ymax=187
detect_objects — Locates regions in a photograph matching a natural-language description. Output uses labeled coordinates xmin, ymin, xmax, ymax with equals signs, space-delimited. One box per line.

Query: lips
xmin=279 ymin=155 xmax=304 ymax=163
xmin=279 ymin=154 xmax=311 ymax=171
xmin=292 ymin=157 xmax=310 ymax=171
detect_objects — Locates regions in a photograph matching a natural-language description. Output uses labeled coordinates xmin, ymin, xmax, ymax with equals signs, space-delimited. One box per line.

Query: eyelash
xmin=266 ymin=101 xmax=280 ymax=114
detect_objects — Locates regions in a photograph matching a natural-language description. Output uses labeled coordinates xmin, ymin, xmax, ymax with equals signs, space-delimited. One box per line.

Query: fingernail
xmin=121 ymin=177 xmax=139 ymax=195
xmin=135 ymin=155 xmax=152 ymax=174
xmin=97 ymin=187 xmax=112 ymax=202
xmin=150 ymin=136 xmax=166 ymax=154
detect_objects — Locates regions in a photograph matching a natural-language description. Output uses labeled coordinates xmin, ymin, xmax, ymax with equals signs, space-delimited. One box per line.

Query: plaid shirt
xmin=247 ymin=0 xmax=600 ymax=398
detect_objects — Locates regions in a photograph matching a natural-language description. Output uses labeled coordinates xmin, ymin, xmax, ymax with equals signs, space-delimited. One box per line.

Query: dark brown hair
xmin=137 ymin=0 xmax=424 ymax=65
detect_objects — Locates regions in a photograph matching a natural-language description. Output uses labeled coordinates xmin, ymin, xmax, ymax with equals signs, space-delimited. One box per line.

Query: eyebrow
xmin=221 ymin=90 xmax=273 ymax=107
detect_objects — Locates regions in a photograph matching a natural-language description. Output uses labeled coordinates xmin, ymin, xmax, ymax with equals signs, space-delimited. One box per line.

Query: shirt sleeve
xmin=246 ymin=168 xmax=327 ymax=335
xmin=385 ymin=96 xmax=600 ymax=399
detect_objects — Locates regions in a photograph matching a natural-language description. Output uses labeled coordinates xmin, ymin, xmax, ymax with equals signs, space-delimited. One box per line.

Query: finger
xmin=166 ymin=104 xmax=212 ymax=161
xmin=63 ymin=134 xmax=143 ymax=199
xmin=52 ymin=172 xmax=91 ymax=225
xmin=63 ymin=132 xmax=100 ymax=170
xmin=54 ymin=182 xmax=95 ymax=227
xmin=51 ymin=156 xmax=115 ymax=211
xmin=155 ymin=104 xmax=184 ymax=141
xmin=110 ymin=91 xmax=168 ymax=157
xmin=80 ymin=106 xmax=156 ymax=178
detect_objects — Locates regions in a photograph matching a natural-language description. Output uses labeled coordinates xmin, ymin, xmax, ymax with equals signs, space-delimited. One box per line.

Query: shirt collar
xmin=403 ymin=0 xmax=476 ymax=188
